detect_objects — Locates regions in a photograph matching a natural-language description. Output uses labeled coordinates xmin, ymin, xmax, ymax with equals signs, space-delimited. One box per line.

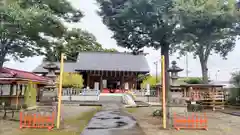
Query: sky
xmin=4 ymin=0 xmax=240 ymax=82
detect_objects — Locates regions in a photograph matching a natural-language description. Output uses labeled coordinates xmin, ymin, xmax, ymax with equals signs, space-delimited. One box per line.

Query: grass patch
xmin=15 ymin=106 xmax=101 ymax=135
xmin=125 ymin=107 xmax=138 ymax=113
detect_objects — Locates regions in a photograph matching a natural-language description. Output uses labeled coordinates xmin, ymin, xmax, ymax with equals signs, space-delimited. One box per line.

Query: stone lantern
xmin=40 ymin=62 xmax=59 ymax=106
xmin=43 ymin=62 xmax=59 ymax=85
xmin=167 ymin=61 xmax=183 ymax=86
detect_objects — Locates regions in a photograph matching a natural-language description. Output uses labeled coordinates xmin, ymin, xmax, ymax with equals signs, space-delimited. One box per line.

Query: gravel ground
xmin=0 ymin=105 xmax=99 ymax=135
xmin=129 ymin=107 xmax=240 ymax=135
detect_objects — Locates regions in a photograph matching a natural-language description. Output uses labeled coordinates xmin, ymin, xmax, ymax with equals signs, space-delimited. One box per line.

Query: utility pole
xmin=215 ymin=70 xmax=220 ymax=81
xmin=154 ymin=61 xmax=158 ymax=83
xmin=186 ymin=53 xmax=189 ymax=78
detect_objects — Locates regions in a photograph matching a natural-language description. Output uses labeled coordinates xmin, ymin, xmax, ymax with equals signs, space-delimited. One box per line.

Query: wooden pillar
xmin=129 ymin=78 xmax=132 ymax=90
xmin=87 ymin=73 xmax=90 ymax=88
xmin=100 ymin=75 xmax=103 ymax=91
xmin=120 ymin=75 xmax=124 ymax=90
xmin=183 ymin=88 xmax=187 ymax=97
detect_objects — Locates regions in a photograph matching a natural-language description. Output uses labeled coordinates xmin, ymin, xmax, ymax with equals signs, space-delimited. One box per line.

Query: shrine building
xmin=33 ymin=52 xmax=150 ymax=91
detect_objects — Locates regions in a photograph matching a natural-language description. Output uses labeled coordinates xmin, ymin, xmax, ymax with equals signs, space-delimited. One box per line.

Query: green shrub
xmin=24 ymin=82 xmax=37 ymax=107
xmin=184 ymin=78 xmax=203 ymax=84
xmin=187 ymin=104 xmax=203 ymax=112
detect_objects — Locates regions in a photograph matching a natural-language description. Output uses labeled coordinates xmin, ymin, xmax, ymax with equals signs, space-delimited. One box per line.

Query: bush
xmin=152 ymin=109 xmax=170 ymax=118
xmin=187 ymin=104 xmax=203 ymax=112
xmin=184 ymin=78 xmax=203 ymax=84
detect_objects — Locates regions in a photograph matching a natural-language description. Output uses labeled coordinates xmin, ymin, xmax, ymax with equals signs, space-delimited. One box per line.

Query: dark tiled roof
xmin=32 ymin=62 xmax=76 ymax=73
xmin=33 ymin=52 xmax=150 ymax=73
xmin=76 ymin=52 xmax=149 ymax=72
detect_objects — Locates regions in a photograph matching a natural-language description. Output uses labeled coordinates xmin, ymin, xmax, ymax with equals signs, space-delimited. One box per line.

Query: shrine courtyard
xmin=1 ymin=105 xmax=240 ymax=135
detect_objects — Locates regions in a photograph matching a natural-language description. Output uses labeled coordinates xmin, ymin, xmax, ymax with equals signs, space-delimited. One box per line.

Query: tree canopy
xmin=43 ymin=28 xmax=118 ymax=61
xmin=97 ymin=0 xmax=177 ymax=53
xmin=174 ymin=0 xmax=240 ymax=83
xmin=0 ymin=0 xmax=82 ymax=67
xmin=140 ymin=75 xmax=161 ymax=89
xmin=97 ymin=0 xmax=240 ymax=85
xmin=57 ymin=72 xmax=84 ymax=88
xmin=17 ymin=0 xmax=83 ymax=22
xmin=230 ymin=71 xmax=240 ymax=88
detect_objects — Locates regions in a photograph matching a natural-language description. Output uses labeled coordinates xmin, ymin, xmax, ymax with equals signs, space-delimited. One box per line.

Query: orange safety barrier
xmin=19 ymin=111 xmax=55 ymax=130
xmin=173 ymin=113 xmax=208 ymax=130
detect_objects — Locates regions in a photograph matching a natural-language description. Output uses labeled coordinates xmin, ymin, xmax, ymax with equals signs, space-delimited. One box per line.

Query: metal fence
xmin=133 ymin=89 xmax=160 ymax=102
xmin=62 ymin=88 xmax=100 ymax=101
xmin=133 ymin=89 xmax=158 ymax=97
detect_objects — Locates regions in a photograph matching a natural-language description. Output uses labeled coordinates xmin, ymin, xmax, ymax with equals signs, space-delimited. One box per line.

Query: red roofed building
xmin=0 ymin=67 xmax=48 ymax=83
xmin=0 ymin=67 xmax=48 ymax=107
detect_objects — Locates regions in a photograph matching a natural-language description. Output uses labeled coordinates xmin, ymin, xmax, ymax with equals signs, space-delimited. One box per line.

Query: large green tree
xmin=44 ymin=28 xmax=118 ymax=61
xmin=97 ymin=0 xmax=177 ymax=127
xmin=0 ymin=0 xmax=82 ymax=67
xmin=230 ymin=71 xmax=240 ymax=88
xmin=174 ymin=0 xmax=240 ymax=83
xmin=230 ymin=71 xmax=240 ymax=104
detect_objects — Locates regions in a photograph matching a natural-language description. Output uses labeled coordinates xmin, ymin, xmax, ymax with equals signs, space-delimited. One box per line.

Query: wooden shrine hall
xmin=33 ymin=52 xmax=150 ymax=91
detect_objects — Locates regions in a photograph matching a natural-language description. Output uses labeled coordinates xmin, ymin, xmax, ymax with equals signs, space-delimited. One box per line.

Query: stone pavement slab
xmin=80 ymin=103 xmax=145 ymax=135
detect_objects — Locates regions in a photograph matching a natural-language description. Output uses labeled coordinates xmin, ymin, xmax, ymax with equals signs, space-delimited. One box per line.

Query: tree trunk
xmin=199 ymin=58 xmax=208 ymax=84
xmin=161 ymin=44 xmax=171 ymax=128
xmin=0 ymin=53 xmax=6 ymax=68
xmin=0 ymin=42 xmax=7 ymax=68
xmin=0 ymin=59 xmax=4 ymax=68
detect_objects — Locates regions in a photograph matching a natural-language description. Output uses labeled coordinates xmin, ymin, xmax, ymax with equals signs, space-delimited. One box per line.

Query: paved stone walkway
xmin=80 ymin=103 xmax=145 ymax=135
